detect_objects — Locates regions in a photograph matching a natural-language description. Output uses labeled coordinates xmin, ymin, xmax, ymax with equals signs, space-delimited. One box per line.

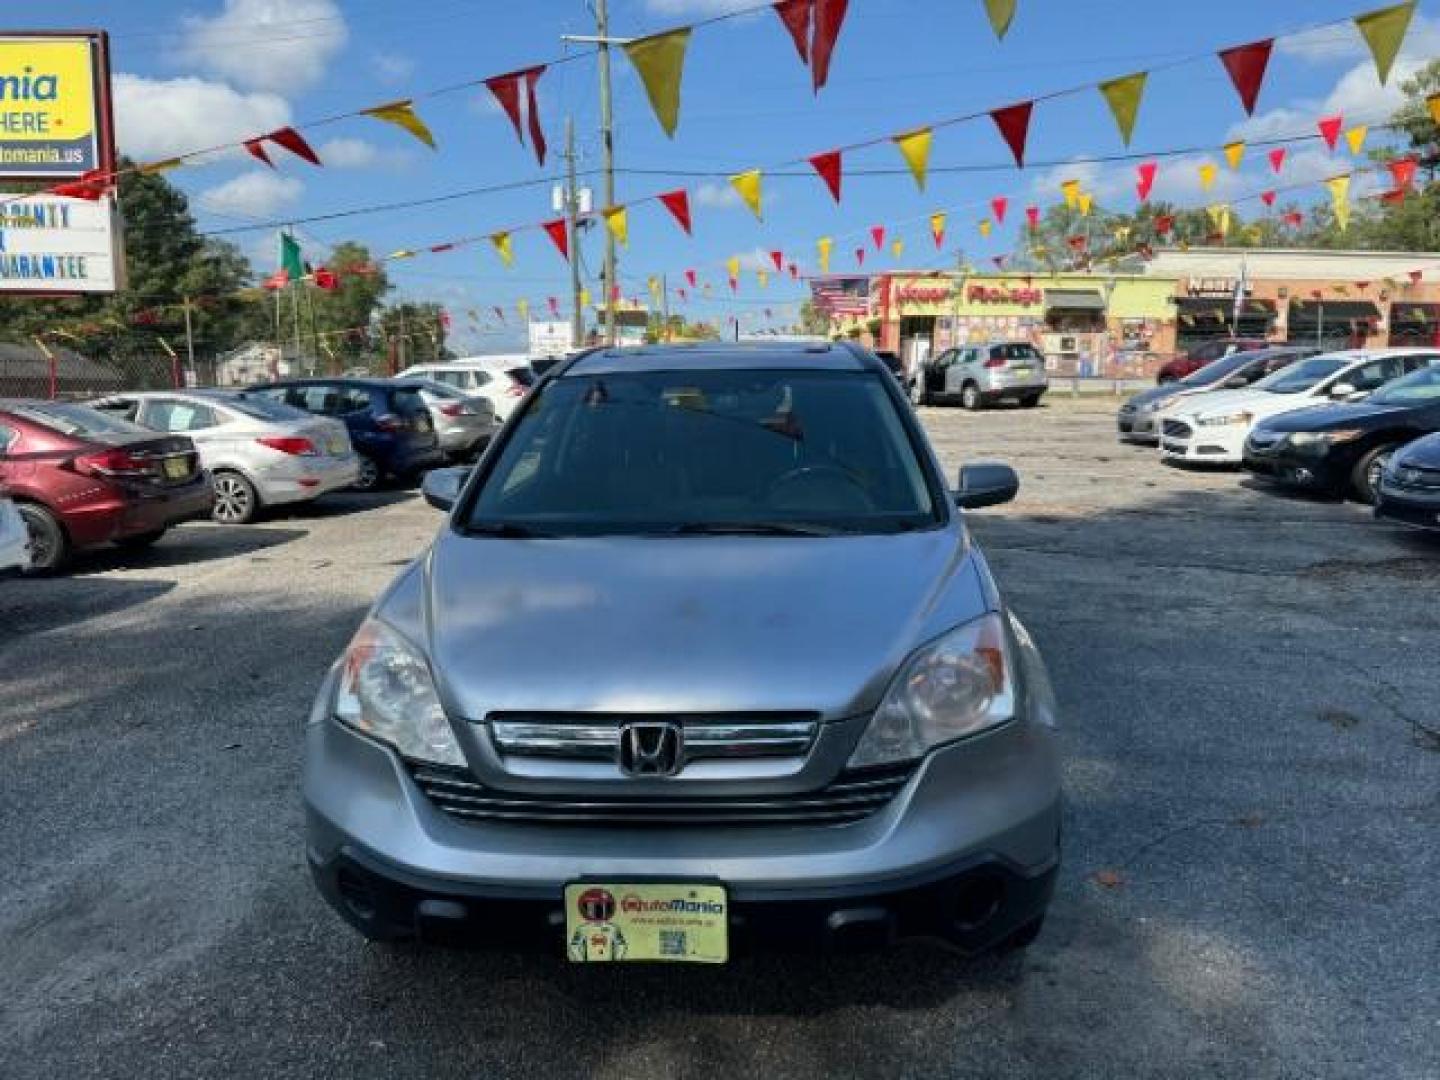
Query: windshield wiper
xmin=667 ymin=521 xmax=838 ymax=537
xmin=464 ymin=521 xmax=553 ymax=538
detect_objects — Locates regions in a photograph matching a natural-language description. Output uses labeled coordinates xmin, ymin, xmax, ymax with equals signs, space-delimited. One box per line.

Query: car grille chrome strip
xmin=488 ymin=715 xmax=819 ymax=762
xmin=410 ymin=761 xmax=914 ymax=828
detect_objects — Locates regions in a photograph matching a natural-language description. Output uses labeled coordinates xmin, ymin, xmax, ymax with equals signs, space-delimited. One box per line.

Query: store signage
xmin=894 ymin=284 xmax=953 ymax=303
xmin=0 ymin=34 xmax=112 ymax=179
xmin=0 ymin=193 xmax=123 ymax=293
xmin=1186 ymin=277 xmax=1252 ymax=299
xmin=966 ymin=284 xmax=1042 ymax=306
xmin=528 ymin=318 xmax=574 ymax=356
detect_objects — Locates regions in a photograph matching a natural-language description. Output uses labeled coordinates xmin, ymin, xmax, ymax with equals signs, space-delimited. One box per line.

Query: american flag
xmin=810 ymin=275 xmax=872 ymax=318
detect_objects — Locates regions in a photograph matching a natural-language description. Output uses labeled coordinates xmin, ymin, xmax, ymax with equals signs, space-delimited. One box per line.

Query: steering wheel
xmin=764 ymin=464 xmax=875 ymax=511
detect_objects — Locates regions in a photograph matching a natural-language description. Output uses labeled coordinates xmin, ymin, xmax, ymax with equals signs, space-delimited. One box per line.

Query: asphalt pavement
xmin=2 ymin=399 xmax=1436 ymax=1079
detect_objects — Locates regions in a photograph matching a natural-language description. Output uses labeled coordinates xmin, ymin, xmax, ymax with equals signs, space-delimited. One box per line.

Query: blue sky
xmin=24 ymin=0 xmax=1440 ymax=350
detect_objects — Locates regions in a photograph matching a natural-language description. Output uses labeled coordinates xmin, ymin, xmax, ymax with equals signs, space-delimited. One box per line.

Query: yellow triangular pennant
xmin=1098 ymin=72 xmax=1147 ymax=146
xmin=757 ymin=269 xmax=769 ymax=288
xmin=387 ymin=249 xmax=416 ymax=260
xmin=893 ymin=128 xmax=933 ymax=191
xmin=489 ymin=232 xmax=513 ymax=267
xmin=363 ymin=100 xmax=437 ymax=149
xmin=983 ymin=0 xmax=1017 ymax=39
xmin=138 ymin=158 xmax=184 ymax=175
xmin=1327 ymin=174 xmax=1352 ymax=231
xmin=729 ymin=169 xmax=763 ymax=220
xmin=1223 ymin=141 xmax=1245 ymax=169
xmin=1345 ymin=125 xmax=1368 ymax=155
xmin=579 ymin=288 xmax=591 ymax=307
xmin=517 ymin=298 xmax=530 ymax=320
xmin=817 ymin=236 xmax=833 ymax=273
xmin=726 ymin=255 xmax=741 ymax=280
xmin=929 ymin=212 xmax=947 ymax=245
xmin=1206 ymin=204 xmax=1231 ymax=238
xmin=623 ymin=29 xmax=691 ymax=138
xmin=978 ymin=219 xmax=992 ymax=238
xmin=1354 ymin=2 xmax=1417 ymax=86
xmin=1077 ymin=192 xmax=1093 ymax=217
xmin=891 ymin=238 xmax=905 ymax=258
xmin=1061 ymin=178 xmax=1081 ymax=208
xmin=602 ymin=205 xmax=629 ymax=248
xmin=1199 ymin=162 xmax=1217 ymax=191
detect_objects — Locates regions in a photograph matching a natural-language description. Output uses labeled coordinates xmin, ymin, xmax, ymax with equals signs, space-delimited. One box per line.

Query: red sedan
xmin=0 ymin=400 xmax=213 ymax=572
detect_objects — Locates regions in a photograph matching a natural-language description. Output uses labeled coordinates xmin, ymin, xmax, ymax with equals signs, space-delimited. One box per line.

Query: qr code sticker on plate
xmin=659 ymin=930 xmax=688 ymax=957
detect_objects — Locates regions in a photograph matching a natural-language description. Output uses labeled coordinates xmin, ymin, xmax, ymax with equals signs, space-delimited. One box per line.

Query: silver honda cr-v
xmin=304 ymin=342 xmax=1061 ymax=962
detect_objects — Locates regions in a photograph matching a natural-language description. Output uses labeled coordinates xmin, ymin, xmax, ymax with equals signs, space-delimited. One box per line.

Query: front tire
xmin=211 ymin=469 xmax=259 ymax=524
xmin=17 ymin=503 xmax=69 ymax=574
xmin=352 ymin=455 xmax=382 ymax=492
xmin=1351 ymin=444 xmax=1396 ymax=505
xmin=996 ymin=914 xmax=1045 ymax=953
xmin=1021 ymin=393 xmax=1043 ymax=408
xmin=961 ymin=383 xmax=983 ymax=411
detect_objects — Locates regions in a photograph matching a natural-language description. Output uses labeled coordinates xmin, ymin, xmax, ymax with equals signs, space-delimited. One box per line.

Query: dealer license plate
xmin=564 ymin=883 xmax=728 ymax=964
xmin=1012 ymin=365 xmax=1032 ymax=376
xmin=162 ymin=457 xmax=189 ymax=480
xmin=327 ymin=435 xmax=348 ymax=455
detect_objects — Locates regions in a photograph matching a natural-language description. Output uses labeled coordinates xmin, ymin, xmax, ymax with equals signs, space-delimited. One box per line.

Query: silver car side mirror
xmin=955 ymin=463 xmax=1019 ymax=510
xmin=422 ymin=466 xmax=470 ymax=512
xmin=1328 ymin=382 xmax=1356 ymax=400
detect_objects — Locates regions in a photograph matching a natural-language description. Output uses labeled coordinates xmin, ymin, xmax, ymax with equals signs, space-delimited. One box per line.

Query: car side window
xmin=292 ymin=385 xmax=343 ymax=414
xmin=1345 ymin=360 xmax=1399 ymax=392
xmin=338 ymin=387 xmax=374 ymax=414
xmin=469 ymin=370 xmax=491 ymax=388
xmin=0 ymin=423 xmax=15 ymax=454
xmin=933 ymin=349 xmax=957 ymax=368
xmin=1403 ymin=354 xmax=1440 ymax=373
xmin=93 ymin=397 xmax=140 ymax=421
xmin=142 ymin=399 xmax=219 ymax=432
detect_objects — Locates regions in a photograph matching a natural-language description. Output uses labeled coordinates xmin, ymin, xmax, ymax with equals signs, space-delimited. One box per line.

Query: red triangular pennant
xmin=658 ymin=188 xmax=693 ymax=235
xmin=810 ymin=0 xmax=849 ymax=92
xmin=1268 ymin=147 xmax=1286 ymax=174
xmin=870 ymin=225 xmax=885 ymax=250
xmin=244 ymin=138 xmax=274 ymax=168
xmin=855 ymin=247 xmax=865 ymax=267
xmin=990 ymin=196 xmax=1008 ymax=225
xmin=1218 ymin=39 xmax=1273 ymax=115
xmin=808 ymin=149 xmax=843 ymax=202
xmin=685 ymin=268 xmax=697 ymax=287
xmin=787 ymin=262 xmax=799 ymax=279
xmin=990 ymin=101 xmax=1034 ymax=167
xmin=548 ymin=296 xmax=560 ymax=318
xmin=1155 ymin=215 xmax=1175 ymax=236
xmin=773 ymin=0 xmax=812 ymax=64
xmin=1067 ymin=235 xmax=1088 ymax=252
xmin=1318 ymin=115 xmax=1343 ymax=151
xmin=1136 ymin=161 xmax=1157 ymax=201
xmin=542 ymin=218 xmax=569 ymax=261
xmin=1025 ymin=205 xmax=1040 ymax=229
xmin=1260 ymin=190 xmax=1276 ymax=207
xmin=1283 ymin=211 xmax=1304 ymax=227
xmin=728 ymin=276 xmax=739 ymax=293
xmin=268 ymin=127 xmax=322 ymax=166
xmin=523 ymin=67 xmax=548 ymax=166
xmin=1389 ymin=157 xmax=1417 ymax=189
xmin=770 ymin=250 xmax=783 ymax=271
xmin=1380 ymin=188 xmax=1406 ymax=206
xmin=485 ymin=72 xmax=525 ymax=142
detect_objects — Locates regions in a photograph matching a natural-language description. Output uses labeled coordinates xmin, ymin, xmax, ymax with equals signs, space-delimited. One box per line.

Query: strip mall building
xmin=829 ymin=248 xmax=1440 ymax=377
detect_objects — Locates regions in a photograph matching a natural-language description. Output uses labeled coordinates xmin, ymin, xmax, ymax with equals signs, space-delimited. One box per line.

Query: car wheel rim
xmin=22 ymin=515 xmax=52 ymax=565
xmin=1367 ymin=453 xmax=1391 ymax=495
xmin=213 ymin=477 xmax=251 ymax=522
xmin=963 ymin=387 xmax=977 ymax=407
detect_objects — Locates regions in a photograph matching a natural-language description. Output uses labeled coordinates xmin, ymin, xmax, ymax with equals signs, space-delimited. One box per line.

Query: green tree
xmin=308 ymin=242 xmax=391 ymax=368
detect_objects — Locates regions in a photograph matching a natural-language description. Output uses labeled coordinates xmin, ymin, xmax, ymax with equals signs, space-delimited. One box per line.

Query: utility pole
xmin=660 ymin=273 xmax=670 ymax=340
xmin=562 ymin=4 xmax=627 ymax=346
xmin=563 ymin=116 xmax=585 ymax=348
xmin=290 ymin=281 xmax=303 ymax=374
xmin=181 ymin=294 xmax=196 ymax=386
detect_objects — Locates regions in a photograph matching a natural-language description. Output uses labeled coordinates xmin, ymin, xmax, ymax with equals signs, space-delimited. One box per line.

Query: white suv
xmin=909 ymin=342 xmax=1048 ymax=410
xmin=399 ymin=357 xmax=535 ymax=422
xmin=1158 ymin=348 xmax=1440 ymax=465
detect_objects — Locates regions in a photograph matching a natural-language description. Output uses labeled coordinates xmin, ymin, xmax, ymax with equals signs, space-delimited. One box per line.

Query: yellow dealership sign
xmin=0 ymin=34 xmax=112 ymax=178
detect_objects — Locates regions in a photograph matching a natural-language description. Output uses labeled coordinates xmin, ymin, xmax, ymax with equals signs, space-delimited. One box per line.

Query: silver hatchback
xmin=304 ymin=343 xmax=1061 ymax=960
xmin=910 ymin=341 xmax=1049 ymax=410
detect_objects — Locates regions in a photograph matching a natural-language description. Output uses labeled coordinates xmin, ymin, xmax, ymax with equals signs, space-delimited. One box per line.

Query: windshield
xmin=1370 ymin=364 xmax=1440 ymax=404
xmin=1253 ymin=356 xmax=1350 ymax=395
xmin=1180 ymin=353 xmax=1258 ymax=386
xmin=13 ymin=402 xmax=149 ymax=436
xmin=465 ymin=369 xmax=938 ymax=536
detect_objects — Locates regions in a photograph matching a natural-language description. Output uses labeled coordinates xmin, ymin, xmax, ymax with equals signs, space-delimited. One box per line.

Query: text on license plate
xmin=162 ymin=457 xmax=189 ymax=479
xmin=564 ymin=883 xmax=728 ymax=964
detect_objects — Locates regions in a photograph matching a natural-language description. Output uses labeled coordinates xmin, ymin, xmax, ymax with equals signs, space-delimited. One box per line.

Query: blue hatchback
xmin=249 ymin=378 xmax=443 ymax=491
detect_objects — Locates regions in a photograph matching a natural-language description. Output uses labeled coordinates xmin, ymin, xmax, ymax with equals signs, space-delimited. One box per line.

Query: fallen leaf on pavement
xmin=1093 ymin=869 xmax=1124 ymax=889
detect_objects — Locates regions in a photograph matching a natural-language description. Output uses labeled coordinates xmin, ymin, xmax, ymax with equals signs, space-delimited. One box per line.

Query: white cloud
xmin=197 ymin=171 xmax=304 ymax=218
xmin=694 ymin=180 xmax=777 ymax=212
xmin=1280 ymin=13 xmax=1440 ymax=66
xmin=112 ymin=73 xmax=291 ymax=160
xmin=179 ymin=0 xmax=348 ymax=92
xmin=372 ymin=52 xmax=415 ymax=85
xmin=316 ymin=136 xmax=412 ymax=170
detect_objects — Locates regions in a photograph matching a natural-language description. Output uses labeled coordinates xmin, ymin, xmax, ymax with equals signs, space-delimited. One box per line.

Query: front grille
xmin=1247 ymin=430 xmax=1281 ymax=451
xmin=488 ymin=712 xmax=818 ymax=764
xmin=1162 ymin=419 xmax=1193 ymax=439
xmin=410 ymin=761 xmax=916 ymax=828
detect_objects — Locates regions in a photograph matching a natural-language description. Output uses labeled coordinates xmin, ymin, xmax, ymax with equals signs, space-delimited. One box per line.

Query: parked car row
xmin=1 ymin=362 xmax=531 ymax=572
xmin=1117 ymin=345 xmax=1440 ymax=530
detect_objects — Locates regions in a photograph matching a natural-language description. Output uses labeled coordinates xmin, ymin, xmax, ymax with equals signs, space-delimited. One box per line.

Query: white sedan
xmin=0 ymin=495 xmax=29 ymax=572
xmin=1158 ymin=349 xmax=1440 ymax=465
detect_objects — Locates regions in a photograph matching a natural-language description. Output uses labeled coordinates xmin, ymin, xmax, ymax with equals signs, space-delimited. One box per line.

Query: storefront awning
xmin=1288 ymin=300 xmax=1381 ymax=322
xmin=1044 ymin=288 xmax=1105 ymax=311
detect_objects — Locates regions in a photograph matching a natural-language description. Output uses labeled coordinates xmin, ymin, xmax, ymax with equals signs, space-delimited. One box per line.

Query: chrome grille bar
xmin=487 ymin=715 xmax=819 ymax=762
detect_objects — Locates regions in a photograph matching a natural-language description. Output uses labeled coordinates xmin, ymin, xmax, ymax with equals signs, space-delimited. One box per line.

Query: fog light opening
xmin=954 ymin=874 xmax=1006 ymax=930
xmin=336 ymin=868 xmax=378 ymax=922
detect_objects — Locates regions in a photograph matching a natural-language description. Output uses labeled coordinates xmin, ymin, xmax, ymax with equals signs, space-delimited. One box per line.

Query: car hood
xmin=1396 ymin=431 xmax=1440 ymax=468
xmin=1125 ymin=385 xmax=1184 ymax=410
xmin=388 ymin=527 xmax=988 ymax=720
xmin=1172 ymin=387 xmax=1309 ymax=420
xmin=1262 ymin=400 xmax=1413 ymax=432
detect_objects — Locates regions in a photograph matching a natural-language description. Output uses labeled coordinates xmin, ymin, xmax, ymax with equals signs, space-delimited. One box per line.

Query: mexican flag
xmin=277 ymin=232 xmax=304 ymax=285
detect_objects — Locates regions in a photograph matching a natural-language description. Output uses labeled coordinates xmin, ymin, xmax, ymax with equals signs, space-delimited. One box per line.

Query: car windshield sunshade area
xmin=1370 ymin=364 xmax=1440 ymax=404
xmin=1253 ymin=356 xmax=1349 ymax=395
xmin=465 ymin=369 xmax=939 ymax=536
xmin=220 ymin=395 xmax=310 ymax=422
xmin=1181 ymin=352 xmax=1262 ymax=386
xmin=13 ymin=402 xmax=149 ymax=436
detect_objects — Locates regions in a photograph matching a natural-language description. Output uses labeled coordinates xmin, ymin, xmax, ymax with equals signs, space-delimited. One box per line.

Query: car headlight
xmin=1196 ymin=411 xmax=1253 ymax=427
xmin=334 ymin=617 xmax=465 ymax=766
xmin=1286 ymin=429 xmax=1364 ymax=447
xmin=848 ymin=613 xmax=1014 ymax=769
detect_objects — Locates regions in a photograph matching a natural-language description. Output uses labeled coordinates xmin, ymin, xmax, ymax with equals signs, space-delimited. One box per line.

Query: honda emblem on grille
xmin=618 ymin=722 xmax=684 ymax=777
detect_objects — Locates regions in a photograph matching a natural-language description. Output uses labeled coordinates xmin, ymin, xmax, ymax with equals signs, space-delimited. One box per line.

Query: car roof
xmin=407 ymin=356 xmax=530 ymax=370
xmin=252 ymin=376 xmax=424 ymax=389
xmin=561 ymin=341 xmax=874 ymax=377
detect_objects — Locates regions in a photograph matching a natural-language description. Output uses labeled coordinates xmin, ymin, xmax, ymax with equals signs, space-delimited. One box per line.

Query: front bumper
xmin=303 ymin=674 xmax=1062 ymax=953
xmin=1159 ymin=421 xmax=1245 ymax=464
xmin=1117 ymin=413 xmax=1159 ymax=443
xmin=1375 ymin=485 xmax=1440 ymax=531
xmin=1241 ymin=443 xmax=1349 ymax=492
